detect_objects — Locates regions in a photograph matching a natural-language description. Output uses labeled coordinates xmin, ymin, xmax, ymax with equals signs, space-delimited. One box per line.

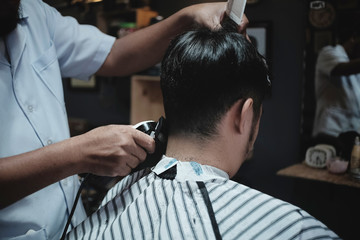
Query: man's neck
xmin=165 ymin=134 xmax=243 ymax=178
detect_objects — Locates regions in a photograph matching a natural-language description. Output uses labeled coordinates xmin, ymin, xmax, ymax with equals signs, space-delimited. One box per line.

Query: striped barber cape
xmin=66 ymin=156 xmax=340 ymax=240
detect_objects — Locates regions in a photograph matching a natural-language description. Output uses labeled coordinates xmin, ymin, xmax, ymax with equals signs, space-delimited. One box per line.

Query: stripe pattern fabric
xmin=66 ymin=156 xmax=340 ymax=240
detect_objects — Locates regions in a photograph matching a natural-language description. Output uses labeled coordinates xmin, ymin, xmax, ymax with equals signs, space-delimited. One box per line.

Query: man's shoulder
xmin=19 ymin=0 xmax=55 ymax=28
xmin=211 ymin=179 xmax=302 ymax=210
xmin=20 ymin=0 xmax=45 ymax=15
xmin=319 ymin=44 xmax=346 ymax=58
xmin=206 ymin=180 xmax=338 ymax=239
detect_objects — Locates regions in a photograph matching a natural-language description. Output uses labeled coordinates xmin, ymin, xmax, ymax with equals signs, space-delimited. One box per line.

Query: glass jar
xmin=350 ymin=136 xmax=360 ymax=180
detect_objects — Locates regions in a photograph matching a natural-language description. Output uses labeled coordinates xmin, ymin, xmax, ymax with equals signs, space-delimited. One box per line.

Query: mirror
xmin=300 ymin=0 xmax=360 ymax=159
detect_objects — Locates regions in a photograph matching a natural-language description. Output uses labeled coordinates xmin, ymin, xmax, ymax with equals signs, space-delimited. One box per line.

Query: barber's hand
xmin=181 ymin=2 xmax=249 ymax=35
xmin=76 ymin=125 xmax=155 ymax=177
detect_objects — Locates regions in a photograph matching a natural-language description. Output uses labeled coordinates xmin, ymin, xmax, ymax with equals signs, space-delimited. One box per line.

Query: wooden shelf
xmin=130 ymin=75 xmax=164 ymax=125
xmin=277 ymin=163 xmax=360 ymax=188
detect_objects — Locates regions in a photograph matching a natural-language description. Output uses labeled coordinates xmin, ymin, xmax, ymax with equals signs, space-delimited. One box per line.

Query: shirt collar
xmin=19 ymin=2 xmax=29 ymax=20
xmin=0 ymin=39 xmax=9 ymax=65
xmin=152 ymin=156 xmax=229 ymax=181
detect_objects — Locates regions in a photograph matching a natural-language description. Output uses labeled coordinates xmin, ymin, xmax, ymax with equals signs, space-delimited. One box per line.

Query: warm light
xmin=71 ymin=0 xmax=103 ymax=4
xmin=86 ymin=0 xmax=103 ymax=3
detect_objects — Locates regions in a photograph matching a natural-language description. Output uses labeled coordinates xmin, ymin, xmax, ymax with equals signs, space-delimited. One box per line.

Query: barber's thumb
xmin=134 ymin=131 xmax=156 ymax=154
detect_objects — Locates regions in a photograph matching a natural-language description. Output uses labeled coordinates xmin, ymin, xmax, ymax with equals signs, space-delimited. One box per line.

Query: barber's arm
xmin=331 ymin=58 xmax=360 ymax=76
xmin=96 ymin=2 xmax=249 ymax=77
xmin=0 ymin=125 xmax=155 ymax=209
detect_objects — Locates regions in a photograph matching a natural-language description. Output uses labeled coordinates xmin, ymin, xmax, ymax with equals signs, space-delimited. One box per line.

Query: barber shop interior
xmin=2 ymin=0 xmax=360 ymax=239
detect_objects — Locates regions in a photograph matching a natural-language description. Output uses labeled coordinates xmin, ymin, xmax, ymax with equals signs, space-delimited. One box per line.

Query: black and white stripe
xmin=66 ymin=160 xmax=340 ymax=240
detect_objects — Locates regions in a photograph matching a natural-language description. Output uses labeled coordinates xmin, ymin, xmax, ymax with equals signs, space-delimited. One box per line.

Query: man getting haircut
xmin=66 ymin=27 xmax=339 ymax=240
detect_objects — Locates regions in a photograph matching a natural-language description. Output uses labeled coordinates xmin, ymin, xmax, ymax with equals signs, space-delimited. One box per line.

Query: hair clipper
xmin=132 ymin=116 xmax=168 ymax=172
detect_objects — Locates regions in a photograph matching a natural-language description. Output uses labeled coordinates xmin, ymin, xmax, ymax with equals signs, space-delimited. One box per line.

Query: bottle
xmin=350 ymin=136 xmax=360 ymax=180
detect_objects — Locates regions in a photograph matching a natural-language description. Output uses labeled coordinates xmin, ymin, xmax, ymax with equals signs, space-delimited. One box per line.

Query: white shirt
xmin=0 ymin=0 xmax=115 ymax=239
xmin=313 ymin=45 xmax=360 ymax=137
xmin=66 ymin=156 xmax=340 ymax=239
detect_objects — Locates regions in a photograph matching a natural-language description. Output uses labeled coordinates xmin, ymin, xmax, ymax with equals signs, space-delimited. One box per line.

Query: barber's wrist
xmin=178 ymin=6 xmax=198 ymax=30
xmin=166 ymin=6 xmax=195 ymax=34
xmin=67 ymin=135 xmax=91 ymax=174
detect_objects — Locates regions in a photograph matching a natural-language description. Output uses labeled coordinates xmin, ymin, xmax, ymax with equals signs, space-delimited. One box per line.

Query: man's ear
xmin=233 ymin=98 xmax=253 ymax=134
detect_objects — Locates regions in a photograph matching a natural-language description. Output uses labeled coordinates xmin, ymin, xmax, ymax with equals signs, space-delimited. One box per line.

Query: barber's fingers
xmin=115 ymin=128 xmax=154 ymax=165
xmin=114 ymin=162 xmax=132 ymax=176
xmin=123 ymin=142 xmax=147 ymax=164
xmin=238 ymin=14 xmax=249 ymax=34
xmin=122 ymin=154 xmax=141 ymax=170
xmin=109 ymin=126 xmax=154 ymax=161
xmin=104 ymin=153 xmax=140 ymax=176
xmin=131 ymin=129 xmax=156 ymax=155
xmin=130 ymin=145 xmax=147 ymax=163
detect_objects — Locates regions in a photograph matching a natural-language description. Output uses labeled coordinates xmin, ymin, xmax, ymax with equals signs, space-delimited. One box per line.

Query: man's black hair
xmin=160 ymin=27 xmax=271 ymax=138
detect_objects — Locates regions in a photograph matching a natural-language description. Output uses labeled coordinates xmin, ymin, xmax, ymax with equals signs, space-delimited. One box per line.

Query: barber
xmin=312 ymin=27 xmax=360 ymax=142
xmin=0 ymin=0 xmax=248 ymax=239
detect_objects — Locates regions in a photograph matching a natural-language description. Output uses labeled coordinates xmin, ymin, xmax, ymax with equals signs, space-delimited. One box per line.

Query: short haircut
xmin=160 ymin=27 xmax=271 ymax=138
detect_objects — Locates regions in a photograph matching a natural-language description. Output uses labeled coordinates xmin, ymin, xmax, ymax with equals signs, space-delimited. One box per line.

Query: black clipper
xmin=132 ymin=116 xmax=168 ymax=172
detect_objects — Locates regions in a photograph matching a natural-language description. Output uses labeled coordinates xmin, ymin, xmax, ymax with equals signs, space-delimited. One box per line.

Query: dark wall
xmin=64 ymin=77 xmax=131 ymax=126
xmin=233 ymin=0 xmax=306 ymax=202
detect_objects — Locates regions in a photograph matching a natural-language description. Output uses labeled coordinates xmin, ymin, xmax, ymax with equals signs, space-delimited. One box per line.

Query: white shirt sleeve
xmin=316 ymin=45 xmax=349 ymax=76
xmin=39 ymin=1 xmax=116 ymax=80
